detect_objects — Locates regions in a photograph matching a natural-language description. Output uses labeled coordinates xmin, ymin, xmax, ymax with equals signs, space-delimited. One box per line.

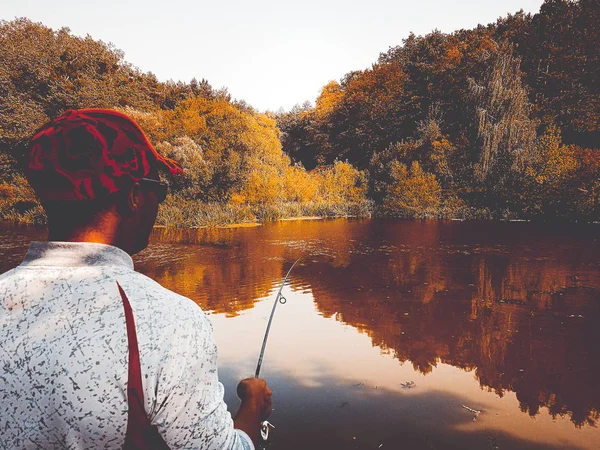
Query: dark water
xmin=1 ymin=219 xmax=599 ymax=449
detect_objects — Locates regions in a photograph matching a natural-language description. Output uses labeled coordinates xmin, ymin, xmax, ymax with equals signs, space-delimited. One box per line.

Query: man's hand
xmin=237 ymin=378 xmax=272 ymax=419
xmin=233 ymin=378 xmax=273 ymax=445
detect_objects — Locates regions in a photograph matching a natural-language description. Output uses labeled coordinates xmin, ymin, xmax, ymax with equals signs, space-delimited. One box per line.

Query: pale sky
xmin=2 ymin=0 xmax=545 ymax=112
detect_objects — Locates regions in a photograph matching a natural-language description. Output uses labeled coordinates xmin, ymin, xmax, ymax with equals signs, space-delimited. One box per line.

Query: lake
xmin=1 ymin=219 xmax=599 ymax=449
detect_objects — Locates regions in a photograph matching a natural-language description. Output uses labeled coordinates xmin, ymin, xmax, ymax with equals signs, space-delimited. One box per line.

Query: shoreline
xmin=153 ymin=215 xmax=336 ymax=230
xmin=5 ymin=215 xmax=599 ymax=232
xmin=2 ymin=199 xmax=598 ymax=229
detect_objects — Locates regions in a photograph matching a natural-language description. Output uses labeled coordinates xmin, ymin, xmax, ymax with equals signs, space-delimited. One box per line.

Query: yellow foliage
xmin=315 ymin=81 xmax=344 ymax=118
xmin=520 ymin=125 xmax=580 ymax=214
xmin=228 ymin=193 xmax=246 ymax=206
xmin=126 ymin=97 xmax=291 ymax=204
xmin=438 ymin=41 xmax=465 ymax=71
xmin=445 ymin=46 xmax=462 ymax=65
xmin=283 ymin=165 xmax=319 ymax=203
xmin=316 ymin=161 xmax=368 ymax=203
xmin=525 ymin=125 xmax=577 ymax=188
xmin=238 ymin=164 xmax=284 ymax=205
xmin=383 ymin=161 xmax=441 ymax=216
xmin=427 ymin=137 xmax=455 ymax=181
xmin=0 ymin=175 xmax=37 ymax=202
xmin=117 ymin=98 xmax=369 ymax=213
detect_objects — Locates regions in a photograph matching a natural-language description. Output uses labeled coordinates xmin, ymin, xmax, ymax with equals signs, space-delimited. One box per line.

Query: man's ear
xmin=117 ymin=183 xmax=142 ymax=217
xmin=128 ymin=183 xmax=142 ymax=212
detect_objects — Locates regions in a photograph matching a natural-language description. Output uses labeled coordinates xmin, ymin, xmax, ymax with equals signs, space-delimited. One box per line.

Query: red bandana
xmin=26 ymin=109 xmax=183 ymax=201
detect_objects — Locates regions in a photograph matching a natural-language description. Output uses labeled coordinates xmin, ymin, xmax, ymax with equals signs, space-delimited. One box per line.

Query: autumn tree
xmin=0 ymin=18 xmax=173 ymax=176
xmin=495 ymin=1 xmax=600 ymax=148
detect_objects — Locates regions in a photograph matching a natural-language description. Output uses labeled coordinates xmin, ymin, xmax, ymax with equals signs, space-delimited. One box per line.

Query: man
xmin=0 ymin=109 xmax=272 ymax=449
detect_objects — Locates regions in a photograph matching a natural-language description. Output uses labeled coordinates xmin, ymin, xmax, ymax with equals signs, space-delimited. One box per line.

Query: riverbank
xmin=2 ymin=193 xmax=595 ymax=227
xmin=156 ymin=196 xmax=373 ymax=227
xmin=0 ymin=194 xmax=374 ymax=228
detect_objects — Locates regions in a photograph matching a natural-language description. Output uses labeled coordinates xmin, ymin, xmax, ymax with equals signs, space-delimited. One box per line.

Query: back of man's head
xmin=25 ymin=109 xmax=183 ymax=250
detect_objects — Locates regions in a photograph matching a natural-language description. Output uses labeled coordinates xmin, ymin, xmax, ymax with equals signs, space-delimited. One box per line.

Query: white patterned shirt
xmin=0 ymin=241 xmax=253 ymax=450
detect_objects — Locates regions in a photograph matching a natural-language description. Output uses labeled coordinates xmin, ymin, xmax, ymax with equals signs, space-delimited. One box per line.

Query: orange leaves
xmin=444 ymin=46 xmax=463 ymax=66
xmin=471 ymin=35 xmax=498 ymax=60
xmin=534 ymin=126 xmax=578 ymax=183
xmin=345 ymin=61 xmax=407 ymax=105
xmin=520 ymin=125 xmax=588 ymax=216
xmin=283 ymin=165 xmax=319 ymax=203
xmin=129 ymin=94 xmax=371 ymax=209
xmin=315 ymin=161 xmax=368 ymax=204
xmin=570 ymin=146 xmax=600 ymax=216
xmin=315 ymin=81 xmax=344 ymax=118
xmin=239 ymin=165 xmax=284 ymax=205
xmin=573 ymin=147 xmax=600 ymax=175
xmin=437 ymin=40 xmax=466 ymax=72
xmin=382 ymin=161 xmax=441 ymax=217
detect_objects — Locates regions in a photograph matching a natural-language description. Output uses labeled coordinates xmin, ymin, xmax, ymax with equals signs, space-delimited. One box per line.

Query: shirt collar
xmin=21 ymin=241 xmax=134 ymax=270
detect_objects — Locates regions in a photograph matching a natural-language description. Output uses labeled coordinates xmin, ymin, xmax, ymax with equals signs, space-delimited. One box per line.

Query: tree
xmin=467 ymin=45 xmax=537 ymax=209
xmin=0 ymin=18 xmax=159 ymax=164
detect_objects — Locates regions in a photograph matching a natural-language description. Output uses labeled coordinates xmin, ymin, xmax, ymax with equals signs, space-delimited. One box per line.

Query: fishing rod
xmin=255 ymin=255 xmax=304 ymax=378
xmin=255 ymin=256 xmax=304 ymax=443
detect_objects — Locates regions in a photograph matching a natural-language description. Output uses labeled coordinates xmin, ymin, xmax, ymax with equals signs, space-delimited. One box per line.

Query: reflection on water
xmin=2 ymin=219 xmax=599 ymax=449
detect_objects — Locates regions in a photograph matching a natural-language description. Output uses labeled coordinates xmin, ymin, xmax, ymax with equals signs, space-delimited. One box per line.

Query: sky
xmin=2 ymin=0 xmax=545 ymax=112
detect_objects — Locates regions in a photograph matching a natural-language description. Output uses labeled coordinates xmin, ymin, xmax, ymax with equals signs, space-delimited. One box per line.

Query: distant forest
xmin=1 ymin=0 xmax=599 ymax=225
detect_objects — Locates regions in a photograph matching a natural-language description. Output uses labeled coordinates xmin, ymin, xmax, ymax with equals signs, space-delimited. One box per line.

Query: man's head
xmin=26 ymin=109 xmax=183 ymax=254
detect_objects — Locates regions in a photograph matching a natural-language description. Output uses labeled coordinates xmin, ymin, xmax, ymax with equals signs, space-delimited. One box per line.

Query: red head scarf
xmin=26 ymin=109 xmax=183 ymax=201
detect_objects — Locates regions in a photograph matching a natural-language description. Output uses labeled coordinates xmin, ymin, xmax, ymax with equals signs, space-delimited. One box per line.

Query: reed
xmin=0 ymin=199 xmax=47 ymax=225
xmin=156 ymin=195 xmax=373 ymax=228
xmin=1 ymin=193 xmax=497 ymax=226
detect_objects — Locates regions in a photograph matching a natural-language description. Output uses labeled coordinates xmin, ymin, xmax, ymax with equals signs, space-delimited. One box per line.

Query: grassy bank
xmin=0 ymin=194 xmax=374 ymax=228
xmin=3 ymin=190 xmax=580 ymax=227
xmin=156 ymin=195 xmax=373 ymax=227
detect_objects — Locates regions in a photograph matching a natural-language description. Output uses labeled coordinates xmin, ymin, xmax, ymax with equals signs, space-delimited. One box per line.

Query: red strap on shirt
xmin=117 ymin=282 xmax=170 ymax=450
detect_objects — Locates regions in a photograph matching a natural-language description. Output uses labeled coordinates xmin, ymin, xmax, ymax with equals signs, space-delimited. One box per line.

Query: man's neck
xmin=47 ymin=218 xmax=131 ymax=254
xmin=48 ymin=228 xmax=116 ymax=246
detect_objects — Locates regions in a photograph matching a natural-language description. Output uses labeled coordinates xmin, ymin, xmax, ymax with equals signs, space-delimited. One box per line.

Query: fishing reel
xmin=259 ymin=420 xmax=275 ymax=449
xmin=260 ymin=420 xmax=275 ymax=440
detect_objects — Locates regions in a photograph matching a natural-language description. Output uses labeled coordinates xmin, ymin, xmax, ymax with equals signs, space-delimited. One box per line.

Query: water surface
xmin=2 ymin=219 xmax=599 ymax=449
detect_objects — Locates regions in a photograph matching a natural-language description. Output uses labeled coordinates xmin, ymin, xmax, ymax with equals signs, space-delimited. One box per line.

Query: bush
xmin=382 ymin=161 xmax=441 ymax=217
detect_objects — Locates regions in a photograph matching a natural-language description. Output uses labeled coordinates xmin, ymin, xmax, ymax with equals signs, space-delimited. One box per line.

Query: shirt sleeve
xmin=143 ymin=302 xmax=254 ymax=450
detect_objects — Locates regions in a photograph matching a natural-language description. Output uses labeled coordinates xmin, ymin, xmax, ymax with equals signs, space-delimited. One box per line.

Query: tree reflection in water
xmin=134 ymin=220 xmax=600 ymax=429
